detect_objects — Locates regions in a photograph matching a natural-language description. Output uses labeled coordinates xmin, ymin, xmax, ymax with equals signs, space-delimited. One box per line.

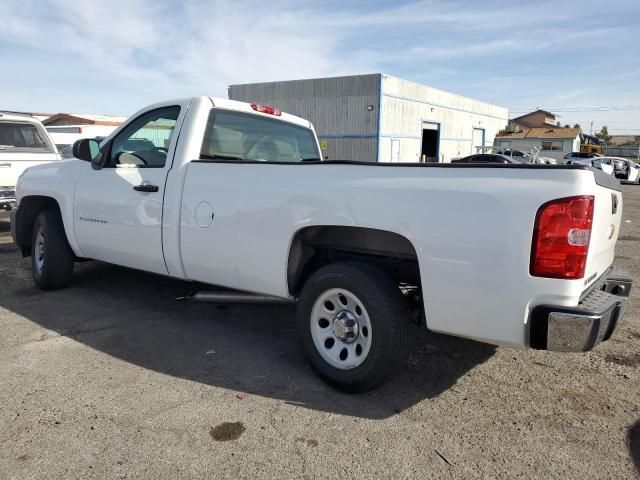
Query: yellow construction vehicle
xmin=580 ymin=134 xmax=604 ymax=155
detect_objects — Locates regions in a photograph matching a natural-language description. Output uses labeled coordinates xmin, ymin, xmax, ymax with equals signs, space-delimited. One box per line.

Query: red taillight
xmin=250 ymin=103 xmax=281 ymax=116
xmin=530 ymin=195 xmax=594 ymax=279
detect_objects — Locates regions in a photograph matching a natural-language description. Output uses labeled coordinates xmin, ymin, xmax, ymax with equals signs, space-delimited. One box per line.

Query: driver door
xmin=74 ymin=105 xmax=182 ymax=274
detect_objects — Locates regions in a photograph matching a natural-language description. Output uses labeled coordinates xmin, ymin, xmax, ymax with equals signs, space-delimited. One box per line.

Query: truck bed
xmin=180 ymin=160 xmax=622 ymax=348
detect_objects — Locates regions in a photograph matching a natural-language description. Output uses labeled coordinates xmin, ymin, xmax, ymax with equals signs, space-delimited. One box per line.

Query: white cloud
xmin=0 ymin=0 xmax=638 ymax=133
xmin=0 ymin=0 xmax=362 ymax=112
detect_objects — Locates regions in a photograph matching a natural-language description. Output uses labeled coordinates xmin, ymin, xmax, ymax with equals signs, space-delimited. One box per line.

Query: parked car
xmin=537 ymin=156 xmax=558 ymax=165
xmin=495 ymin=148 xmax=558 ymax=165
xmin=599 ymin=156 xmax=640 ymax=183
xmin=56 ymin=137 xmax=109 ymax=160
xmin=564 ymin=152 xmax=602 ymax=160
xmin=566 ymin=157 xmax=614 ymax=175
xmin=11 ymin=97 xmax=632 ymax=392
xmin=451 ymin=153 xmax=519 ymax=164
xmin=0 ymin=113 xmax=61 ymax=210
xmin=55 ymin=144 xmax=74 ymax=159
xmin=494 ymin=148 xmax=533 ymax=162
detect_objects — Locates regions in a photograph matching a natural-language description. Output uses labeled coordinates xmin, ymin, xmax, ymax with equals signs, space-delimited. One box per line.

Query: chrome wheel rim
xmin=34 ymin=225 xmax=45 ymax=274
xmin=310 ymin=288 xmax=372 ymax=370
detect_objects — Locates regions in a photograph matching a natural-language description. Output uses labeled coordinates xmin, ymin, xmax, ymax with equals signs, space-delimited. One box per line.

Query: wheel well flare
xmin=286 ymin=226 xmax=420 ymax=295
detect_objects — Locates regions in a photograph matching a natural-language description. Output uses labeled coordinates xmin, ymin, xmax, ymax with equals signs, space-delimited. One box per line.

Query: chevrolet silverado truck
xmin=0 ymin=113 xmax=60 ymax=210
xmin=11 ymin=97 xmax=632 ymax=392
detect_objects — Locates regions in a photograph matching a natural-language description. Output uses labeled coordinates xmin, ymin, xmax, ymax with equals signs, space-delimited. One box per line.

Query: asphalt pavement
xmin=0 ymin=185 xmax=639 ymax=479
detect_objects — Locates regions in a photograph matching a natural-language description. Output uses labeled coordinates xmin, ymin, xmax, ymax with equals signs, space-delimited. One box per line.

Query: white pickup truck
xmin=0 ymin=113 xmax=60 ymax=210
xmin=11 ymin=97 xmax=632 ymax=392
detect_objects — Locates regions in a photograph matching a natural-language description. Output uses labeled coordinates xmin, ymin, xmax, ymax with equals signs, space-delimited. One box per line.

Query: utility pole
xmin=590 ymin=121 xmax=594 ymax=135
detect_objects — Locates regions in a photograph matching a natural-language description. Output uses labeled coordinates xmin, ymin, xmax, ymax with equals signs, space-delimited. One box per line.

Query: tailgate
xmin=0 ymin=153 xmax=59 ymax=188
xmin=0 ymin=158 xmax=13 ymax=191
xmin=585 ymin=177 xmax=623 ymax=287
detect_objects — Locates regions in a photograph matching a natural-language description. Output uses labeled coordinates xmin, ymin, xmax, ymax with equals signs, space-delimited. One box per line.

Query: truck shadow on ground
xmin=1 ymin=248 xmax=496 ymax=420
xmin=630 ymin=420 xmax=640 ymax=475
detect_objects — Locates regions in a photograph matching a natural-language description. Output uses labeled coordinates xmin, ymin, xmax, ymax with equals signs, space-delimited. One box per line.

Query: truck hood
xmin=14 ymin=158 xmax=84 ymax=199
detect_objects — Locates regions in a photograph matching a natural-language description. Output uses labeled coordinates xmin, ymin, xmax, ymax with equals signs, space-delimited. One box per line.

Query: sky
xmin=1 ymin=0 xmax=639 ymax=134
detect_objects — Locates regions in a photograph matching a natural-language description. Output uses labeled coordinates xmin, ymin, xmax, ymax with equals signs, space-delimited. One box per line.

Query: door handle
xmin=133 ymin=184 xmax=159 ymax=192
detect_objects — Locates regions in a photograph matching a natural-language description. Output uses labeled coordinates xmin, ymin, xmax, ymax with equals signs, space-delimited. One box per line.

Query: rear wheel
xmin=31 ymin=209 xmax=74 ymax=290
xmin=296 ymin=262 xmax=411 ymax=392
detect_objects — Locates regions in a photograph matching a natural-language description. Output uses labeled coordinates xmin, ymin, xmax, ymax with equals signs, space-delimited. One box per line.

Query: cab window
xmin=200 ymin=110 xmax=320 ymax=163
xmin=0 ymin=121 xmax=54 ymax=153
xmin=106 ymin=106 xmax=180 ymax=168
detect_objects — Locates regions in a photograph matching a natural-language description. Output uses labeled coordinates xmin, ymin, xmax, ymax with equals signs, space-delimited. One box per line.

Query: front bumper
xmin=530 ymin=270 xmax=632 ymax=352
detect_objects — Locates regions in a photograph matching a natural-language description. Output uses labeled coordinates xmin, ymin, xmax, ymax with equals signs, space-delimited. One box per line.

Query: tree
xmin=595 ymin=126 xmax=612 ymax=143
xmin=573 ymin=123 xmax=581 ymax=129
xmin=563 ymin=124 xmax=570 ymax=128
xmin=556 ymin=121 xmax=561 ymax=127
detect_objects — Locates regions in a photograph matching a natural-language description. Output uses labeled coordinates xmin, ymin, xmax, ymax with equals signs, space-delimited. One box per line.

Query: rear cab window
xmin=200 ymin=110 xmax=320 ymax=163
xmin=0 ymin=121 xmax=54 ymax=153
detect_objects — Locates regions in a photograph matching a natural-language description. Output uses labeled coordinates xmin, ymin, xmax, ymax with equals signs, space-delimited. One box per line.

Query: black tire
xmin=296 ymin=262 xmax=411 ymax=393
xmin=31 ymin=209 xmax=74 ymax=290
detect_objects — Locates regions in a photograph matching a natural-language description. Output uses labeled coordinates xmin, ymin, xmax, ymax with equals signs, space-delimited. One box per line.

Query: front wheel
xmin=31 ymin=209 xmax=74 ymax=290
xmin=296 ymin=262 xmax=411 ymax=393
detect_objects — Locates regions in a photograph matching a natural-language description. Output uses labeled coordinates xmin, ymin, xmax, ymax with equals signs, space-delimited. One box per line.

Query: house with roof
xmin=509 ymin=109 xmax=559 ymax=129
xmin=42 ymin=113 xmax=127 ymax=157
xmin=494 ymin=126 xmax=581 ymax=160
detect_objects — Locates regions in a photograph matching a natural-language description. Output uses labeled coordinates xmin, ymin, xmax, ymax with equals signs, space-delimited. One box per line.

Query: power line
xmin=510 ymin=105 xmax=640 ymax=110
xmin=510 ymin=105 xmax=640 ymax=112
xmin=589 ymin=120 xmax=640 ymax=124
xmin=598 ymin=128 xmax=640 ymax=132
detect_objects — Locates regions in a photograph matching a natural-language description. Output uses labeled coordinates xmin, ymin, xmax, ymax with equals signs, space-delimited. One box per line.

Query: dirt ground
xmin=0 ymin=186 xmax=639 ymax=479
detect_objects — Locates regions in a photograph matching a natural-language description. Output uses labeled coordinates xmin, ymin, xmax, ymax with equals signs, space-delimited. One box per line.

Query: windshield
xmin=0 ymin=121 xmax=54 ymax=153
xmin=200 ymin=110 xmax=320 ymax=163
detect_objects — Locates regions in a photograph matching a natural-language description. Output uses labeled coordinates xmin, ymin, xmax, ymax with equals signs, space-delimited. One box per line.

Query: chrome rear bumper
xmin=530 ymin=270 xmax=632 ymax=352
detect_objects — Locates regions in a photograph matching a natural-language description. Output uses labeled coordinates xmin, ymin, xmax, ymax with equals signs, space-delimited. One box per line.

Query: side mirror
xmin=72 ymin=138 xmax=100 ymax=162
xmin=73 ymin=138 xmax=107 ymax=170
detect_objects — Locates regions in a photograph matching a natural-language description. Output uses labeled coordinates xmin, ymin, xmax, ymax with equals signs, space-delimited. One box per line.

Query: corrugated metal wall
xmin=604 ymin=145 xmax=640 ymax=159
xmin=138 ymin=123 xmax=174 ymax=149
xmin=229 ymin=74 xmax=380 ymax=162
xmin=229 ymin=74 xmax=509 ymax=163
